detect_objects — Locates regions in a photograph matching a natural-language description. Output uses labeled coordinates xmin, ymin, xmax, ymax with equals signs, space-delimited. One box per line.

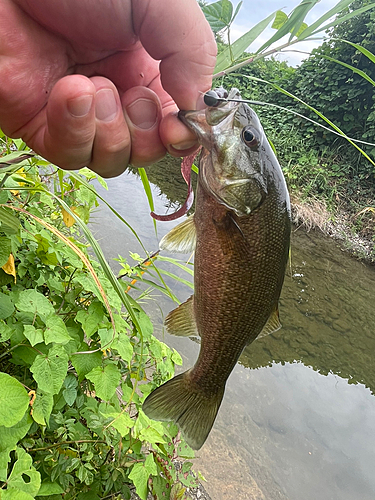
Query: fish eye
xmin=241 ymin=127 xmax=259 ymax=149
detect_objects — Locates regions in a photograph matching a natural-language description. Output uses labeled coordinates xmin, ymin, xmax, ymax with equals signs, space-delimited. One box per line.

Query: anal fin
xmin=165 ymin=296 xmax=198 ymax=337
xmin=256 ymin=304 xmax=282 ymax=340
xmin=159 ymin=216 xmax=196 ymax=253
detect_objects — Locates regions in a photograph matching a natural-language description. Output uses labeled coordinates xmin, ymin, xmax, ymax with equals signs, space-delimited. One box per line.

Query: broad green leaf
xmin=31 ymin=392 xmax=53 ymax=426
xmin=0 ymin=292 xmax=14 ymax=320
xmin=62 ymin=374 xmax=78 ymax=406
xmin=75 ymin=301 xmax=105 ymax=338
xmin=112 ymin=331 xmax=133 ymax=364
xmin=100 ymin=406 xmax=134 ymax=436
xmin=23 ymin=325 xmax=44 ymax=347
xmin=70 ymin=350 xmax=103 ymax=383
xmin=0 ymin=321 xmax=13 ymax=342
xmin=30 ymin=345 xmax=69 ymax=395
xmin=139 ymin=426 xmax=167 ymax=445
xmin=2 ymin=487 xmax=35 ymax=500
xmin=86 ymin=364 xmax=121 ymax=401
xmin=0 ymin=207 xmax=20 ymax=234
xmin=16 ymin=290 xmax=54 ymax=321
xmin=128 ymin=463 xmax=149 ymax=500
xmin=0 ymin=373 xmax=29 ymax=427
xmin=134 ymin=309 xmax=153 ymax=339
xmin=272 ymin=10 xmax=288 ymax=30
xmin=0 ymin=237 xmax=11 ymax=267
xmin=298 ymin=0 xmax=375 ymax=40
xmin=144 ymin=454 xmax=157 ymax=476
xmin=202 ymin=0 xmax=233 ymax=32
xmin=215 ymin=11 xmax=276 ymax=73
xmin=98 ymin=327 xmax=114 ymax=349
xmin=44 ymin=315 xmax=72 ymax=345
xmin=0 ymin=413 xmax=32 ymax=482
xmin=6 ymin=448 xmax=41 ymax=497
xmin=37 ymin=482 xmax=64 ymax=496
xmin=177 ymin=442 xmax=195 ymax=459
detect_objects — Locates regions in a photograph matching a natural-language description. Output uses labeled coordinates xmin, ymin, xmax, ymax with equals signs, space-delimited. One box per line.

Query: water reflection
xmin=92 ymin=158 xmax=375 ymax=500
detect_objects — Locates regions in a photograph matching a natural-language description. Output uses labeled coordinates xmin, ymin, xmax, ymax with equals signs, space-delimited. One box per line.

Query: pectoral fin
xmin=257 ymin=304 xmax=282 ymax=340
xmin=159 ymin=216 xmax=196 ymax=253
xmin=165 ymin=296 xmax=199 ymax=337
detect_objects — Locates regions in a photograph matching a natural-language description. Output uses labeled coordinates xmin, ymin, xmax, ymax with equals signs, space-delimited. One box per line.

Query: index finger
xmin=132 ymin=0 xmax=216 ymax=111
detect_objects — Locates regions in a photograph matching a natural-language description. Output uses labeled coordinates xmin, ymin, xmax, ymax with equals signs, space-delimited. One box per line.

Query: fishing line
xmin=201 ymin=91 xmax=375 ymax=148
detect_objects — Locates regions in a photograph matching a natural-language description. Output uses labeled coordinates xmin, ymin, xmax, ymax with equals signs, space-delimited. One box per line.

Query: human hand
xmin=0 ymin=0 xmax=216 ymax=177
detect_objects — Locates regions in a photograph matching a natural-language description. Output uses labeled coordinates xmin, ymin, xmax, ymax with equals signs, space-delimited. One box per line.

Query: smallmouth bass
xmin=143 ymin=88 xmax=291 ymax=450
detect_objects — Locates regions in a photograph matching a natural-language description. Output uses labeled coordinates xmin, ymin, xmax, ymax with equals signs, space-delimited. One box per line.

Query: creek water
xmin=91 ymin=157 xmax=375 ymax=500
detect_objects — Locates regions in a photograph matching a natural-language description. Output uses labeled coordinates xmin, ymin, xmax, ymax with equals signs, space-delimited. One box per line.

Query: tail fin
xmin=142 ymin=371 xmax=224 ymax=450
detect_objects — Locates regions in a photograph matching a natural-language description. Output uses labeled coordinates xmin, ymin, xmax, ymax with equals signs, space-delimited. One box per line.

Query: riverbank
xmin=291 ymin=194 xmax=375 ymax=265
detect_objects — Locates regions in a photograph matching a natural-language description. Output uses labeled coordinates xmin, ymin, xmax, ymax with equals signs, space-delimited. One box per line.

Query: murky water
xmin=92 ymin=158 xmax=375 ymax=500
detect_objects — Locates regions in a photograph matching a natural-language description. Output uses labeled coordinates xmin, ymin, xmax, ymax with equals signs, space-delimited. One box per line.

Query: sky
xmin=224 ymin=0 xmax=340 ymax=66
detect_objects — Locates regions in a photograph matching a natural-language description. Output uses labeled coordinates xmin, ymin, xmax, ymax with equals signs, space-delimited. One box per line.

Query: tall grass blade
xmin=139 ymin=167 xmax=157 ymax=235
xmin=337 ymin=39 xmax=375 ymax=64
xmin=324 ymin=56 xmax=375 ymax=86
xmin=215 ymin=12 xmax=276 ymax=73
xmin=256 ymin=0 xmax=320 ymax=53
xmin=232 ymin=74 xmax=375 ymax=167
xmin=299 ymin=1 xmax=375 ymax=40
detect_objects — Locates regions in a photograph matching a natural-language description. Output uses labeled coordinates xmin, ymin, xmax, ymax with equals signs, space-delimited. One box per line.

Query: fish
xmin=143 ymin=88 xmax=291 ymax=450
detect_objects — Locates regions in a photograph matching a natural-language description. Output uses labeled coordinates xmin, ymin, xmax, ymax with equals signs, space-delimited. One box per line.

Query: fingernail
xmin=96 ymin=89 xmax=118 ymax=122
xmin=126 ymin=99 xmax=158 ymax=130
xmin=67 ymin=95 xmax=93 ymax=117
xmin=171 ymin=140 xmax=197 ymax=151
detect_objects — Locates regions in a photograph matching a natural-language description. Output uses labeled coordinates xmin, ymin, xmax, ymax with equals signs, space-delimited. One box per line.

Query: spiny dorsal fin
xmin=257 ymin=304 xmax=282 ymax=340
xmin=165 ymin=296 xmax=198 ymax=337
xmin=159 ymin=216 xmax=196 ymax=253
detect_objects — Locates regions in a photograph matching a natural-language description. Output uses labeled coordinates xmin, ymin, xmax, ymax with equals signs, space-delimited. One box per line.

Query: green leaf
xmin=257 ymin=0 xmax=320 ymax=52
xmin=62 ymin=374 xmax=78 ymax=406
xmin=112 ymin=331 xmax=133 ymax=364
xmin=272 ymin=10 xmax=288 ymax=30
xmin=324 ymin=55 xmax=375 ymax=87
xmin=0 ymin=292 xmax=14 ymax=320
xmin=70 ymin=350 xmax=103 ymax=383
xmin=0 ymin=413 xmax=32 ymax=482
xmin=44 ymin=315 xmax=72 ymax=345
xmin=16 ymin=290 xmax=54 ymax=321
xmin=338 ymin=39 xmax=375 ymax=65
xmin=37 ymin=482 xmax=64 ymax=496
xmin=0 ymin=236 xmax=11 ymax=267
xmin=23 ymin=325 xmax=44 ymax=347
xmin=0 ymin=373 xmax=29 ymax=428
xmin=0 ymin=207 xmax=20 ymax=234
xmin=86 ymin=364 xmax=121 ymax=401
xmin=144 ymin=454 xmax=157 ymax=476
xmin=99 ymin=405 xmax=134 ymax=436
xmin=202 ymin=0 xmax=233 ymax=32
xmin=298 ymin=1 xmax=375 ymax=40
xmin=32 ymin=392 xmax=53 ymax=426
xmin=2 ymin=487 xmax=35 ymax=500
xmin=75 ymin=302 xmax=105 ymax=338
xmin=128 ymin=463 xmax=149 ymax=500
xmin=138 ymin=167 xmax=157 ymax=235
xmin=30 ymin=345 xmax=69 ymax=395
xmin=6 ymin=448 xmax=41 ymax=498
xmin=214 ymin=11 xmax=276 ymax=73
